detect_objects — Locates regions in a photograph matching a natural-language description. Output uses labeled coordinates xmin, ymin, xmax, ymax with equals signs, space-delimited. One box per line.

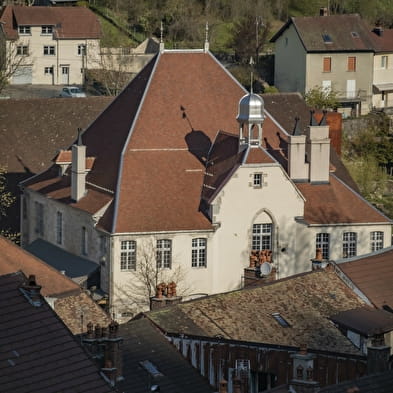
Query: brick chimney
xmin=71 ymin=128 xmax=86 ymax=202
xmin=306 ymin=111 xmax=330 ymax=183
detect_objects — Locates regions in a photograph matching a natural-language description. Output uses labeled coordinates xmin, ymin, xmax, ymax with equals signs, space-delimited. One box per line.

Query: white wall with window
xmin=156 ymin=239 xmax=172 ymax=268
xmin=120 ymin=240 xmax=136 ymax=271
xmin=316 ymin=233 xmax=330 ymax=259
xmin=370 ymin=231 xmax=384 ymax=252
xmin=192 ymin=238 xmax=207 ymax=267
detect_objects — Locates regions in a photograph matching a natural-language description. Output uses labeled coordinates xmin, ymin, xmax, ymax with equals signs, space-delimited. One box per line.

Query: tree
xmin=304 ymin=85 xmax=339 ymax=110
xmin=0 ymin=167 xmax=17 ymax=241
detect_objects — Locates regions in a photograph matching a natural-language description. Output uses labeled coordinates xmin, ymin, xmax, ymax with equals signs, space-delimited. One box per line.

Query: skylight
xmin=322 ymin=34 xmax=332 ymax=43
xmin=272 ymin=312 xmax=291 ymax=327
xmin=139 ymin=360 xmax=164 ymax=377
xmin=351 ymin=31 xmax=359 ymax=38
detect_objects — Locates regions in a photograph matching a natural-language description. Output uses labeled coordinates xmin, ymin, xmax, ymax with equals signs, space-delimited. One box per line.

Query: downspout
xmin=56 ymin=36 xmax=59 ymax=84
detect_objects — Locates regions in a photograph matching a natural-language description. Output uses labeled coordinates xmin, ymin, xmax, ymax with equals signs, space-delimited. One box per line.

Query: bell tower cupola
xmin=236 ymin=92 xmax=265 ymax=150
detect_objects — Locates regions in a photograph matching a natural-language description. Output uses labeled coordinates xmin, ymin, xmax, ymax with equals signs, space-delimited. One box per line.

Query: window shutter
xmin=323 ymin=57 xmax=331 ymax=72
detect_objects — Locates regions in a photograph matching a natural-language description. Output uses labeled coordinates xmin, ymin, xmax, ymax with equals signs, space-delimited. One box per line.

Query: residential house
xmin=369 ymin=26 xmax=393 ymax=109
xmin=20 ymin=45 xmax=392 ymax=319
xmin=141 ymin=268 xmax=383 ymax=392
xmin=0 ymin=271 xmax=114 ymax=392
xmin=0 ymin=5 xmax=101 ymax=85
xmin=271 ymin=12 xmax=375 ymax=116
xmin=0 ymin=235 xmax=111 ymax=334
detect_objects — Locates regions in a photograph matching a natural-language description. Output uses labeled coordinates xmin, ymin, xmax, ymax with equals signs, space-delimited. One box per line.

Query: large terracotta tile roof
xmin=336 ymin=247 xmax=393 ymax=309
xmin=297 ymin=174 xmax=389 ymax=225
xmin=0 ymin=5 xmax=101 ymax=40
xmin=0 ymin=271 xmax=114 ymax=393
xmin=369 ymin=28 xmax=393 ymax=52
xmin=23 ymin=51 xmax=386 ymax=234
xmin=146 ymin=269 xmax=365 ymax=355
xmin=271 ymin=14 xmax=375 ymax=52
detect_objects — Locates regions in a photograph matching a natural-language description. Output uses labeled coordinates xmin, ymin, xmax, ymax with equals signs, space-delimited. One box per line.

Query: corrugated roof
xmin=146 ymin=269 xmax=365 ymax=355
xmin=0 ymin=271 xmax=114 ymax=393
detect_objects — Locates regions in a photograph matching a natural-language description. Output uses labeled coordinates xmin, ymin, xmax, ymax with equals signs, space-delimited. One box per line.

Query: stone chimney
xmin=19 ymin=274 xmax=43 ymax=307
xmin=367 ymin=334 xmax=390 ymax=374
xmin=71 ymin=128 xmax=86 ymax=202
xmin=150 ymin=282 xmax=182 ymax=311
xmin=289 ymin=345 xmax=320 ymax=393
xmin=288 ymin=117 xmax=309 ymax=181
xmin=306 ymin=111 xmax=330 ymax=183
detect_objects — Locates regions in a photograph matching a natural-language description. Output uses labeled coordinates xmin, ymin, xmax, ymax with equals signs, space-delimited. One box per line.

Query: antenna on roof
xmin=249 ymin=56 xmax=255 ymax=93
xmin=77 ymin=127 xmax=83 ymax=146
xmin=204 ymin=21 xmax=209 ymax=52
xmin=159 ymin=21 xmax=164 ymax=52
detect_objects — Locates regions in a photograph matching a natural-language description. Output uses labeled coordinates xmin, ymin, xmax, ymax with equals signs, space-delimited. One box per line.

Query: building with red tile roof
xmin=20 ymin=45 xmax=391 ymax=319
xmin=0 ymin=5 xmax=101 ymax=84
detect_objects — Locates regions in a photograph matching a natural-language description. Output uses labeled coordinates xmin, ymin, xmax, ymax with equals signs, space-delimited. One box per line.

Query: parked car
xmin=59 ymin=86 xmax=86 ymax=98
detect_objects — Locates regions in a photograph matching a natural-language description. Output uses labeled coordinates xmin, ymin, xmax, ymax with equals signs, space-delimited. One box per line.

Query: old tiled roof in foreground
xmin=336 ymin=247 xmax=393 ymax=309
xmin=146 ymin=269 xmax=365 ymax=355
xmin=0 ymin=272 xmax=113 ymax=393
xmin=117 ymin=318 xmax=214 ymax=393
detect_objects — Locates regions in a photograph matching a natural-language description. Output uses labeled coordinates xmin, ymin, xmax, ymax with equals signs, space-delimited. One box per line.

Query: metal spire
xmin=204 ymin=21 xmax=209 ymax=52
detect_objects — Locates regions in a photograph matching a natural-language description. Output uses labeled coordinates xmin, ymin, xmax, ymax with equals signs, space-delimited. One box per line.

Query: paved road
xmin=1 ymin=84 xmax=89 ymax=99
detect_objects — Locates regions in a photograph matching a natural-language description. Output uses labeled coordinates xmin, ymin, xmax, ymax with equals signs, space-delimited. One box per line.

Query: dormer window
xmin=41 ymin=26 xmax=53 ymax=34
xmin=322 ymin=33 xmax=332 ymax=44
xmin=19 ymin=26 xmax=31 ymax=35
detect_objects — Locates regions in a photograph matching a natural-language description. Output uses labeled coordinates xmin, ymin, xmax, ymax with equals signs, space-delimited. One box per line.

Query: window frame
xmin=16 ymin=45 xmax=29 ymax=56
xmin=370 ymin=231 xmax=384 ymax=252
xmin=41 ymin=25 xmax=53 ymax=35
xmin=381 ymin=55 xmax=388 ymax=69
xmin=56 ymin=211 xmax=63 ymax=245
xmin=78 ymin=44 xmax=86 ymax=56
xmin=316 ymin=233 xmax=330 ymax=260
xmin=252 ymin=223 xmax=272 ymax=251
xmin=343 ymin=232 xmax=357 ymax=258
xmin=253 ymin=173 xmax=263 ymax=188
xmin=34 ymin=201 xmax=44 ymax=236
xmin=43 ymin=45 xmax=56 ymax=56
xmin=347 ymin=56 xmax=356 ymax=72
xmin=44 ymin=66 xmax=53 ymax=75
xmin=18 ymin=26 xmax=31 ymax=35
xmin=323 ymin=57 xmax=331 ymax=72
xmin=120 ymin=240 xmax=137 ymax=271
xmin=81 ymin=226 xmax=88 ymax=256
xmin=156 ymin=239 xmax=172 ymax=269
xmin=191 ymin=238 xmax=207 ymax=268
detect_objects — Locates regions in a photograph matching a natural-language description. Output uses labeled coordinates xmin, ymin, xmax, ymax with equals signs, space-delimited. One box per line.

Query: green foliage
xmin=342 ymin=112 xmax=393 ymax=218
xmin=304 ymin=85 xmax=340 ymax=110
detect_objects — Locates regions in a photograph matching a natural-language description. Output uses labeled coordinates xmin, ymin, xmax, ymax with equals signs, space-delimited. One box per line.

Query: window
xmin=44 ymin=66 xmax=53 ymax=75
xmin=120 ymin=240 xmax=136 ymax=270
xmin=19 ymin=26 xmax=31 ymax=35
xmin=192 ymin=238 xmax=207 ymax=267
xmin=370 ymin=231 xmax=384 ymax=252
xmin=252 ymin=223 xmax=272 ymax=251
xmin=16 ymin=45 xmax=28 ymax=56
xmin=343 ymin=232 xmax=357 ymax=258
xmin=34 ymin=202 xmax=44 ymax=236
xmin=43 ymin=46 xmax=55 ymax=55
xmin=272 ymin=312 xmax=290 ymax=327
xmin=156 ymin=239 xmax=172 ymax=268
xmin=381 ymin=55 xmax=388 ymax=69
xmin=322 ymin=80 xmax=331 ymax=92
xmin=316 ymin=233 xmax=329 ymax=259
xmin=322 ymin=33 xmax=332 ymax=43
xmin=56 ymin=211 xmax=63 ymax=245
xmin=41 ymin=25 xmax=53 ymax=34
xmin=253 ymin=173 xmax=263 ymax=187
xmin=78 ymin=44 xmax=86 ymax=56
xmin=81 ymin=226 xmax=88 ymax=255
xmin=347 ymin=56 xmax=356 ymax=71
xmin=323 ymin=57 xmax=331 ymax=72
